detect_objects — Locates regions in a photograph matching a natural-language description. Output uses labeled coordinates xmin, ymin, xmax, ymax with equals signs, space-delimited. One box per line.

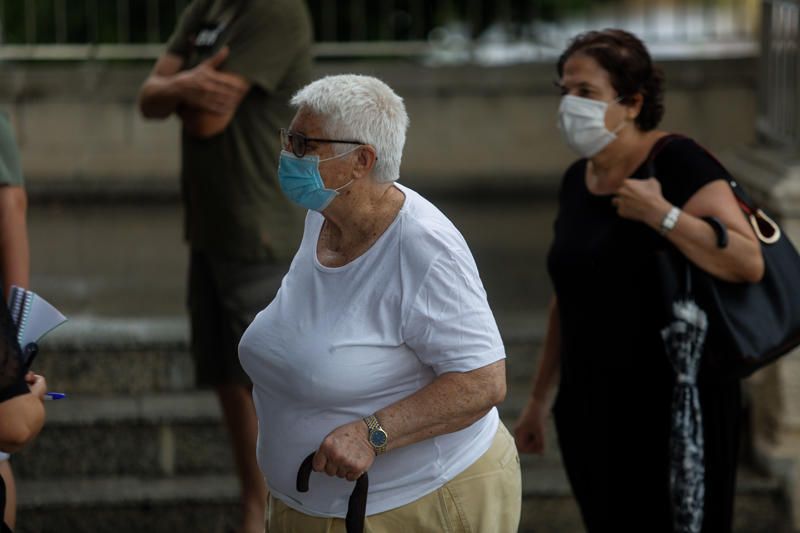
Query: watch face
xmin=370 ymin=430 xmax=387 ymax=447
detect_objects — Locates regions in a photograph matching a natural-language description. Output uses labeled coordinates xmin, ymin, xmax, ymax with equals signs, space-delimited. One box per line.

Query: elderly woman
xmin=238 ymin=75 xmax=521 ymax=532
xmin=513 ymin=29 xmax=763 ymax=532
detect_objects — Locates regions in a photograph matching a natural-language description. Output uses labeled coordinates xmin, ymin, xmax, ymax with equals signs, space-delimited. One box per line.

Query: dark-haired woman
xmin=513 ymin=29 xmax=763 ymax=532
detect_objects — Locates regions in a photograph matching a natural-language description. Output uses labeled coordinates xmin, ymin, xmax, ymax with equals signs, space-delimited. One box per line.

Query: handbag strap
xmin=647 ymin=134 xmax=695 ymax=295
xmin=646 ymin=133 xmax=781 ymax=245
xmin=644 ymin=133 xmax=683 ymax=179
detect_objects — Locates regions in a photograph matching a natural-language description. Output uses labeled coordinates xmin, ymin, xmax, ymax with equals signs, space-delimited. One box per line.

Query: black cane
xmin=296 ymin=452 xmax=369 ymax=533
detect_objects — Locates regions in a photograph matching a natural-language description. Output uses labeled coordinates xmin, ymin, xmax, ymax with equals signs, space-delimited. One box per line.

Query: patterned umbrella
xmin=661 ymin=298 xmax=708 ymax=533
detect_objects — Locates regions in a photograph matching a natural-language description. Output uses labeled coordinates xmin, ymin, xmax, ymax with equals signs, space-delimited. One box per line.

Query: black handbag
xmin=650 ymin=135 xmax=800 ymax=378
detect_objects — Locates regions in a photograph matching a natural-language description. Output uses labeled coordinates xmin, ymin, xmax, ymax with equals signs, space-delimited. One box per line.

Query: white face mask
xmin=557 ymin=95 xmax=625 ymax=158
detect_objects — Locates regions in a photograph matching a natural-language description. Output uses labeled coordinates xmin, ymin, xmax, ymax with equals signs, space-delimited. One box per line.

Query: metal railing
xmin=758 ymin=0 xmax=800 ymax=149
xmin=0 ymin=0 xmax=760 ymax=61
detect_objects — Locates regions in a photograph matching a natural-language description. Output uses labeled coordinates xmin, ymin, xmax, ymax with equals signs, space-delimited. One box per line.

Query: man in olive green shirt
xmin=138 ymin=1 xmax=311 ymax=531
xmin=0 ymin=111 xmax=33 ymax=532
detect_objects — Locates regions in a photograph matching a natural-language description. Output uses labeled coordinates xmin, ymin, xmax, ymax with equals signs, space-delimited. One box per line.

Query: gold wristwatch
xmin=363 ymin=414 xmax=388 ymax=455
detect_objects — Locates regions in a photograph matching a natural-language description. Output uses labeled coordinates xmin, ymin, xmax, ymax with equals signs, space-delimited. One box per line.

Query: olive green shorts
xmin=188 ymin=250 xmax=288 ymax=388
xmin=267 ymin=423 xmax=522 ymax=533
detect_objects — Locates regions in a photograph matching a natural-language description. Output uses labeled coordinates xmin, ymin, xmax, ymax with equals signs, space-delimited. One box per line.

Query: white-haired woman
xmin=238 ymin=74 xmax=521 ymax=532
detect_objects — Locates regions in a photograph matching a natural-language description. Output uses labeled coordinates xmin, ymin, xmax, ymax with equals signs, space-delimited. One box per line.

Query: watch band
xmin=363 ymin=414 xmax=388 ymax=455
xmin=660 ymin=206 xmax=681 ymax=235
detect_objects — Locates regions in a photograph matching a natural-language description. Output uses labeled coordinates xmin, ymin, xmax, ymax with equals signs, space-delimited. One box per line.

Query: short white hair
xmin=291 ymin=75 xmax=409 ymax=183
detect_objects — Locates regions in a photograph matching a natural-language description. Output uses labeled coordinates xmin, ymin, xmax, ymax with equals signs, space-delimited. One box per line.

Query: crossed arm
xmin=138 ymin=47 xmax=251 ymax=138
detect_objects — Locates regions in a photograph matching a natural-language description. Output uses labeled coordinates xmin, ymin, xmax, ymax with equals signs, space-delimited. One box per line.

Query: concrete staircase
xmin=10 ymin=194 xmax=793 ymax=532
xmin=13 ymin=316 xmax=792 ymax=533
xmin=13 ymin=317 xmax=241 ymax=532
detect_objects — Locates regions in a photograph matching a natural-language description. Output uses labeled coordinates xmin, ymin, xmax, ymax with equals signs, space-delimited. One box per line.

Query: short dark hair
xmin=556 ymin=29 xmax=665 ymax=131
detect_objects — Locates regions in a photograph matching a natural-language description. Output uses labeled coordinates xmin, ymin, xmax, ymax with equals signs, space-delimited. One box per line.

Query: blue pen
xmin=44 ymin=392 xmax=66 ymax=401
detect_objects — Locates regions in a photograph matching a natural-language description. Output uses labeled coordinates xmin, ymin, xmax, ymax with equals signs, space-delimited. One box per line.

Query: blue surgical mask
xmin=278 ymin=150 xmax=355 ymax=211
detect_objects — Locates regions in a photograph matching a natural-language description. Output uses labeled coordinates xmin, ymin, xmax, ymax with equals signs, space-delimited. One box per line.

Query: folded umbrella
xmin=661 ymin=297 xmax=708 ymax=533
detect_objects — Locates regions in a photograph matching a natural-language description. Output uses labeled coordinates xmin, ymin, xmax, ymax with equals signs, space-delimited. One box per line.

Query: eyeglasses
xmin=280 ymin=128 xmax=366 ymax=158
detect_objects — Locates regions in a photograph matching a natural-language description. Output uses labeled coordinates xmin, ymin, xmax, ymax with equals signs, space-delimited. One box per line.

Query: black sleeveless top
xmin=547 ymin=136 xmax=730 ymax=390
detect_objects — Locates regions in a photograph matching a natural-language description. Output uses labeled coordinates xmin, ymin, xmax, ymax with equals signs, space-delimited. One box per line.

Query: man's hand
xmin=312 ymin=420 xmax=375 ymax=482
xmin=175 ymin=47 xmax=249 ymax=114
xmin=139 ymin=47 xmax=250 ymax=134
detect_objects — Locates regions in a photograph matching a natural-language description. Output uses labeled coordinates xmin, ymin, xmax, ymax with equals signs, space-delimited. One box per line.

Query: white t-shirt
xmin=238 ymin=183 xmax=505 ymax=518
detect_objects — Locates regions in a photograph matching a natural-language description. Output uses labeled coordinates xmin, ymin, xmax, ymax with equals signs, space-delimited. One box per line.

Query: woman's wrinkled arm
xmin=377 ymin=359 xmax=506 ymax=451
xmin=311 ymin=360 xmax=506 ymax=481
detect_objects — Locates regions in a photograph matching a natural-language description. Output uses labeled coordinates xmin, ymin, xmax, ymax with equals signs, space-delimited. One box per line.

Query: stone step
xmin=34 ymin=316 xmax=194 ymax=394
xmin=15 ymin=314 xmax=548 ymax=479
xmin=15 ymin=390 xmax=790 ymax=532
xmin=27 ymin=202 xmax=187 ymax=319
xmin=13 ymin=392 xmax=233 ymax=480
xmin=13 ymin=468 xmax=790 ymax=533
xmin=32 ymin=314 xmax=543 ymax=394
xmin=20 ymin=316 xmax=791 ymax=531
xmin=13 ymin=385 xmax=554 ymax=481
xmin=517 ymin=464 xmax=791 ymax=533
xmin=16 ymin=475 xmax=240 ymax=533
xmin=26 ymin=198 xmax=555 ymax=321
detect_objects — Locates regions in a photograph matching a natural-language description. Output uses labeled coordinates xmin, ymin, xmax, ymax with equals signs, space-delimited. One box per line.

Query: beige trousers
xmin=267 ymin=423 xmax=522 ymax=533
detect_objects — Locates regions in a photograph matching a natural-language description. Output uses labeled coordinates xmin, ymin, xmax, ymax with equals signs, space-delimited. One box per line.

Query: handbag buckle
xmin=749 ymin=209 xmax=781 ymax=245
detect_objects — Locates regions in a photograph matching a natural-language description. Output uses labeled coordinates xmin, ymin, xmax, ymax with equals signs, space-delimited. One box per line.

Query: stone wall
xmin=0 ymin=56 xmax=756 ymax=195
